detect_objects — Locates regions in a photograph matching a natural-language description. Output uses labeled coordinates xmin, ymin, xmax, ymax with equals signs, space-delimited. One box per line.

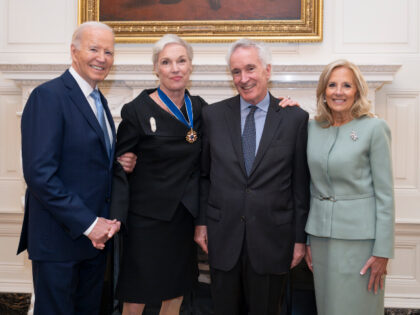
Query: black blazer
xmin=199 ymin=93 xmax=310 ymax=274
xmin=110 ymin=89 xmax=207 ymax=226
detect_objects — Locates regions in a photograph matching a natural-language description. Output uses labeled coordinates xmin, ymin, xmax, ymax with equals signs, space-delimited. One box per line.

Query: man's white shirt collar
xmin=68 ymin=66 xmax=113 ymax=145
xmin=69 ymin=66 xmax=97 ymax=97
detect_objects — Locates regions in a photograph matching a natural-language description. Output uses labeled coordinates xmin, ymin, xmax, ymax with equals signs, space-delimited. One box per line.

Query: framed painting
xmin=78 ymin=0 xmax=323 ymax=43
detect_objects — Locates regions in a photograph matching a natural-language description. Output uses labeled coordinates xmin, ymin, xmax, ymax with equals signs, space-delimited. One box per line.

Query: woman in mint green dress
xmin=304 ymin=59 xmax=395 ymax=315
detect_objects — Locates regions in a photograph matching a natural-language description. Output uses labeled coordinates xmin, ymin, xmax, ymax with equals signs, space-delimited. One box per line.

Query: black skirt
xmin=116 ymin=203 xmax=198 ymax=304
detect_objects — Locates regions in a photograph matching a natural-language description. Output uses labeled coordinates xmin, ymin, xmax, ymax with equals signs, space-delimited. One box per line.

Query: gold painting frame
xmin=78 ymin=0 xmax=323 ymax=43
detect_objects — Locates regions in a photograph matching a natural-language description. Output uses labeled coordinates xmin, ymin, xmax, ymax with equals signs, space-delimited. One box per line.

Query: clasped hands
xmin=86 ymin=153 xmax=136 ymax=250
xmin=87 ymin=217 xmax=121 ymax=250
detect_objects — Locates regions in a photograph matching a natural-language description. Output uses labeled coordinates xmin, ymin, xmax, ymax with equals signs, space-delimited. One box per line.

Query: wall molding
xmin=0 ymin=63 xmax=402 ymax=85
xmin=0 ymin=63 xmax=402 ymax=125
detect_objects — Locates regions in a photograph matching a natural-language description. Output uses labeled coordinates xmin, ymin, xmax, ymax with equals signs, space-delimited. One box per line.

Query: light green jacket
xmin=305 ymin=116 xmax=395 ymax=258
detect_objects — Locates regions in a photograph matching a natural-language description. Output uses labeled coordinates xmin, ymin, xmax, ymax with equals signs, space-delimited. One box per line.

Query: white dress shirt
xmin=69 ymin=67 xmax=114 ymax=236
xmin=69 ymin=67 xmax=113 ymax=144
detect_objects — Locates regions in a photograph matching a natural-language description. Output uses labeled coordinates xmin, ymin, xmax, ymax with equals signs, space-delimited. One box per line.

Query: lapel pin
xmin=150 ymin=117 xmax=156 ymax=132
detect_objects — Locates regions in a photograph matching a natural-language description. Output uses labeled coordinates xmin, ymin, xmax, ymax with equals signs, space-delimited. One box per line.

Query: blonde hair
xmin=315 ymin=59 xmax=373 ymax=127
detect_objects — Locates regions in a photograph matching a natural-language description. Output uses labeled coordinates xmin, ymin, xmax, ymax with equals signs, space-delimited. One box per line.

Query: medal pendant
xmin=186 ymin=129 xmax=198 ymax=143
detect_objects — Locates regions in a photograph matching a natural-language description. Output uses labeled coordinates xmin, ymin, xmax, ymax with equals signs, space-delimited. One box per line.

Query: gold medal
xmin=186 ymin=128 xmax=198 ymax=143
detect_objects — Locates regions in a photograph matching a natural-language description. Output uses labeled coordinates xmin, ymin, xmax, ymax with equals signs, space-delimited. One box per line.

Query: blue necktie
xmin=242 ymin=105 xmax=257 ymax=176
xmin=90 ymin=89 xmax=111 ymax=157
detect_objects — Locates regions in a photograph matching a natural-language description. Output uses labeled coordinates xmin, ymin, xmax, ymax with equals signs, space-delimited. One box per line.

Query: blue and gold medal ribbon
xmin=157 ymin=87 xmax=193 ymax=130
xmin=157 ymin=87 xmax=197 ymax=143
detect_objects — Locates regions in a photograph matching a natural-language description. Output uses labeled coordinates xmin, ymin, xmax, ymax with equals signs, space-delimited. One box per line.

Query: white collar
xmin=69 ymin=66 xmax=97 ymax=98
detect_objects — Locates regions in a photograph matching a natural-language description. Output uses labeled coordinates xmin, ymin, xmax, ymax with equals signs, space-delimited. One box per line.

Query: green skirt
xmin=309 ymin=236 xmax=385 ymax=315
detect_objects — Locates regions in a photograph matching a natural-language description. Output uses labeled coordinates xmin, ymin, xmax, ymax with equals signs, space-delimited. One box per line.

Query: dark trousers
xmin=32 ymin=252 xmax=106 ymax=315
xmin=210 ymin=244 xmax=287 ymax=315
xmin=281 ymin=261 xmax=317 ymax=315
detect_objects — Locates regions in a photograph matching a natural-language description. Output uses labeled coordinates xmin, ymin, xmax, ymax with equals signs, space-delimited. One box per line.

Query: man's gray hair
xmin=152 ymin=34 xmax=193 ymax=67
xmin=71 ymin=22 xmax=114 ymax=50
xmin=226 ymin=38 xmax=271 ymax=68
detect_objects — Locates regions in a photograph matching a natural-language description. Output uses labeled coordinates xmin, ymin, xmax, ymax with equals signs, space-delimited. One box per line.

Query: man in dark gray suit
xmin=195 ymin=39 xmax=310 ymax=315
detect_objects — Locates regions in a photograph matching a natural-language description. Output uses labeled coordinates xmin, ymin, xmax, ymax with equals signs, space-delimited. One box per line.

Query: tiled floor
xmin=385 ymin=310 xmax=420 ymax=315
xmin=0 ymin=293 xmax=30 ymax=315
xmin=0 ymin=291 xmax=419 ymax=315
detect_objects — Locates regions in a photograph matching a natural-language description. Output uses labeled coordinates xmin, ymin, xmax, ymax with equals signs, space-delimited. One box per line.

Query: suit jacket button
xmin=241 ymin=215 xmax=246 ymax=222
xmin=246 ymin=189 xmax=251 ymax=193
xmin=105 ymin=197 xmax=110 ymax=203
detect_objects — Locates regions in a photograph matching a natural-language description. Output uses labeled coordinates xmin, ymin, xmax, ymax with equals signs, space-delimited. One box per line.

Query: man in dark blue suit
xmin=17 ymin=22 xmax=125 ymax=315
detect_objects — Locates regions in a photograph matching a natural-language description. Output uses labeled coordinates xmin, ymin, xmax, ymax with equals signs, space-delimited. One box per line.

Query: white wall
xmin=0 ymin=0 xmax=419 ymax=308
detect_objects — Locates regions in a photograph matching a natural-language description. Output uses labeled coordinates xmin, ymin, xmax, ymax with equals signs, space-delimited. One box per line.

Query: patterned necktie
xmin=242 ymin=105 xmax=257 ymax=176
xmin=90 ymin=89 xmax=111 ymax=157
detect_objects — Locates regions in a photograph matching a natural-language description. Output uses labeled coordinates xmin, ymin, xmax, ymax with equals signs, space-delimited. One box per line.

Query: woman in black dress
xmin=114 ymin=34 xmax=206 ymax=315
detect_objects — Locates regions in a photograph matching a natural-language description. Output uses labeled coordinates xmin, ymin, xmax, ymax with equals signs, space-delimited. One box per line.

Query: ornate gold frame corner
xmin=78 ymin=0 xmax=323 ymax=43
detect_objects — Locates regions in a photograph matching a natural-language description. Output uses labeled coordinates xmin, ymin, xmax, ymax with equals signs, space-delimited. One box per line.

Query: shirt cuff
xmin=83 ymin=217 xmax=98 ymax=236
